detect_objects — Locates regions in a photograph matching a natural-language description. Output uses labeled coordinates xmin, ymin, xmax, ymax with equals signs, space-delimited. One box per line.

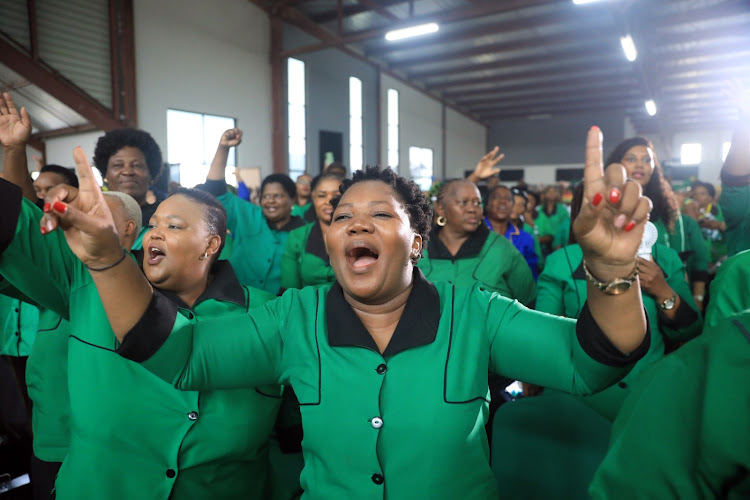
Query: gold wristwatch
xmin=582 ymin=260 xmax=639 ymax=296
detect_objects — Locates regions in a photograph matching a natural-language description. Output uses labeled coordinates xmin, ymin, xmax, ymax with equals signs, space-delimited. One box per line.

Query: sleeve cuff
xmin=0 ymin=178 xmax=23 ymax=255
xmin=658 ymin=295 xmax=699 ymax=329
xmin=116 ymin=290 xmax=178 ymax=362
xmin=200 ymin=179 xmax=228 ymax=197
xmin=690 ymin=270 xmax=708 ymax=283
xmin=720 ymin=172 xmax=750 ymax=187
xmin=576 ymin=302 xmax=651 ymax=367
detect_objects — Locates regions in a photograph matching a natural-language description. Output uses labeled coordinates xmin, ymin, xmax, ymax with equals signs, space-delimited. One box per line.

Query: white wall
xmin=45 ymin=131 xmax=103 ymax=169
xmin=379 ymin=73 xmax=487 ymax=183
xmin=671 ymin=128 xmax=734 ymax=183
xmin=134 ymin=0 xmax=272 ymax=177
xmin=445 ymin=108 xmax=487 ymax=178
xmin=25 ymin=0 xmax=273 ymax=182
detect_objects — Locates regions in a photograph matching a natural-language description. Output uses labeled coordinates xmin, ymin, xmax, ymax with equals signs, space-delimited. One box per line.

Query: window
xmin=723 ymin=141 xmax=731 ymax=162
xmin=387 ymin=89 xmax=399 ymax=170
xmin=680 ymin=143 xmax=702 ymax=165
xmin=409 ymin=146 xmax=433 ymax=191
xmin=167 ymin=109 xmax=236 ymax=188
xmin=349 ymin=77 xmax=363 ymax=172
xmin=288 ymin=58 xmax=307 ymax=180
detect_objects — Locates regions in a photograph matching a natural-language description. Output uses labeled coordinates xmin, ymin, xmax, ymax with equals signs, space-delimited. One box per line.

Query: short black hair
xmin=510 ymin=187 xmax=527 ymax=205
xmin=331 ymin=166 xmax=432 ymax=245
xmin=40 ymin=164 xmax=79 ymax=188
xmin=310 ymin=171 xmax=344 ymax=193
xmin=261 ymin=173 xmax=296 ymax=199
xmin=692 ymin=180 xmax=716 ymax=199
xmin=436 ymin=178 xmax=476 ymax=205
xmin=170 ymin=188 xmax=227 ymax=260
xmin=605 ymin=136 xmax=677 ymax=231
xmin=93 ymin=128 xmax=163 ymax=180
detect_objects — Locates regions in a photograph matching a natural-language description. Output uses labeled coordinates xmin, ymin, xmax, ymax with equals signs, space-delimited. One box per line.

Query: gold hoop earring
xmin=437 ymin=216 xmax=446 ymax=227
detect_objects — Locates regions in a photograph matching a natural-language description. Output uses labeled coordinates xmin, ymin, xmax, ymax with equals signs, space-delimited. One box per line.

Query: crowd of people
xmin=0 ymin=80 xmax=748 ymax=500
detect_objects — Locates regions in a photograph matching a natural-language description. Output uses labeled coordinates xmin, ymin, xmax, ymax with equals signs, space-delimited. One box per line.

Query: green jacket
xmin=0 ymin=185 xmax=284 ymax=500
xmin=589 ymin=312 xmax=750 ymax=500
xmin=280 ymin=221 xmax=335 ymax=290
xmin=705 ymin=249 xmax=750 ymax=327
xmin=536 ymin=244 xmax=702 ymax=419
xmin=122 ymin=269 xmax=646 ymax=500
xmin=418 ymin=225 xmax=537 ymax=306
xmin=535 ymin=203 xmax=570 ymax=239
xmin=28 ymin=309 xmax=71 ymax=462
xmin=1 ymin=279 xmax=70 ymax=462
xmin=0 ymin=292 xmax=38 ymax=356
xmin=719 ymin=183 xmax=750 ymax=256
xmin=204 ymin=180 xmax=304 ymax=294
xmin=654 ymin=215 xmax=709 ymax=283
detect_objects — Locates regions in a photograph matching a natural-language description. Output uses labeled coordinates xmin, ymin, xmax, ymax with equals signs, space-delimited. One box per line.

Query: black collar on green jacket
xmin=267 ymin=215 xmax=306 ymax=233
xmin=305 ymin=221 xmax=330 ymax=265
xmin=325 ymin=268 xmax=441 ymax=357
xmin=427 ymin=223 xmax=490 ymax=261
xmin=157 ymin=260 xmax=245 ymax=310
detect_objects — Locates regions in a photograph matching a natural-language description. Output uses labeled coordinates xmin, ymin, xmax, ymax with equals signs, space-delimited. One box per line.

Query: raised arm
xmin=0 ymin=179 xmax=77 ymax=317
xmin=466 ymin=146 xmax=504 ymax=184
xmin=0 ymin=92 xmax=36 ymax=201
xmin=44 ymin=147 xmax=152 ymax=340
xmin=573 ymin=127 xmax=649 ymax=354
xmin=721 ymin=80 xmax=749 ymax=180
xmin=207 ymin=128 xmax=242 ymax=182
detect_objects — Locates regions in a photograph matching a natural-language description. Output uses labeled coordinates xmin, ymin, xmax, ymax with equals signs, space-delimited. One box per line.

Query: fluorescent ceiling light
xmin=620 ymin=35 xmax=637 ymax=62
xmin=645 ymin=99 xmax=657 ymax=116
xmin=573 ymin=0 xmax=603 ymax=4
xmin=385 ymin=23 xmax=439 ymax=41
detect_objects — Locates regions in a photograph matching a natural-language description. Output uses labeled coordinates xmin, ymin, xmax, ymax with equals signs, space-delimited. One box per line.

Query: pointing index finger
xmin=72 ymin=147 xmax=105 ymax=200
xmin=583 ymin=127 xmax=605 ymax=199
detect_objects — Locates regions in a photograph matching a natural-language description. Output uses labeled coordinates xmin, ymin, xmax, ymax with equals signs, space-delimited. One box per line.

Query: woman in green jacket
xmin=281 ymin=172 xmax=343 ymax=290
xmin=536 ymin=184 xmax=702 ymax=419
xmin=0 ymin=173 xmax=284 ymax=499
xmin=202 ymin=128 xmax=305 ymax=293
xmin=605 ymin=137 xmax=709 ymax=309
xmin=589 ymin=311 xmax=750 ymax=500
xmin=50 ymin=127 xmax=653 ymax=500
xmin=419 ymin=179 xmax=537 ymax=306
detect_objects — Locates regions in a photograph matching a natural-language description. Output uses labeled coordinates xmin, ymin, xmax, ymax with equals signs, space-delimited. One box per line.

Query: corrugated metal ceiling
xmin=268 ymin=0 xmax=750 ymax=135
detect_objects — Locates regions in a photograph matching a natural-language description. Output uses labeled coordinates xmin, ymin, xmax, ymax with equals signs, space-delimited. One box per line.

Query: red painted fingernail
xmin=591 ymin=126 xmax=600 ymax=131
xmin=43 ymin=203 xmax=50 ymax=213
xmin=625 ymin=221 xmax=636 ymax=232
xmin=609 ymin=188 xmax=620 ymax=204
xmin=52 ymin=201 xmax=67 ymax=214
xmin=592 ymin=192 xmax=603 ymax=206
xmin=40 ymin=226 xmax=47 ymax=235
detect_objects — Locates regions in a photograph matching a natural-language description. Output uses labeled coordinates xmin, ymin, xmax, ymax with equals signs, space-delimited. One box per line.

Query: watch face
xmin=604 ymin=279 xmax=634 ymax=295
xmin=661 ymin=297 xmax=676 ymax=310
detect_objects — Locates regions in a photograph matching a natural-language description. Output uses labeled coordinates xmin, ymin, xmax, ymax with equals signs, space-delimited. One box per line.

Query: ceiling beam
xmin=0 ymin=36 xmax=123 ymax=131
xmin=310 ymin=0 xmax=406 ymax=24
xmin=31 ymin=123 xmax=99 ymax=140
xmin=481 ymin=99 xmax=638 ymax=121
xmin=454 ymin=81 xmax=638 ymax=107
xmin=354 ymin=0 xmax=399 ymax=22
xmin=436 ymin=62 xmax=632 ymax=94
xmin=470 ymin=90 xmax=643 ymax=114
xmin=292 ymin=0 xmax=564 ymax=52
xmin=365 ymin=3 xmax=611 ymax=58
xmin=388 ymin=27 xmax=614 ymax=69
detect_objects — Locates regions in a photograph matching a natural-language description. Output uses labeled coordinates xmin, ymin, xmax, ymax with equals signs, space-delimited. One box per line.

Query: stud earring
xmin=437 ymin=216 xmax=446 ymax=227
